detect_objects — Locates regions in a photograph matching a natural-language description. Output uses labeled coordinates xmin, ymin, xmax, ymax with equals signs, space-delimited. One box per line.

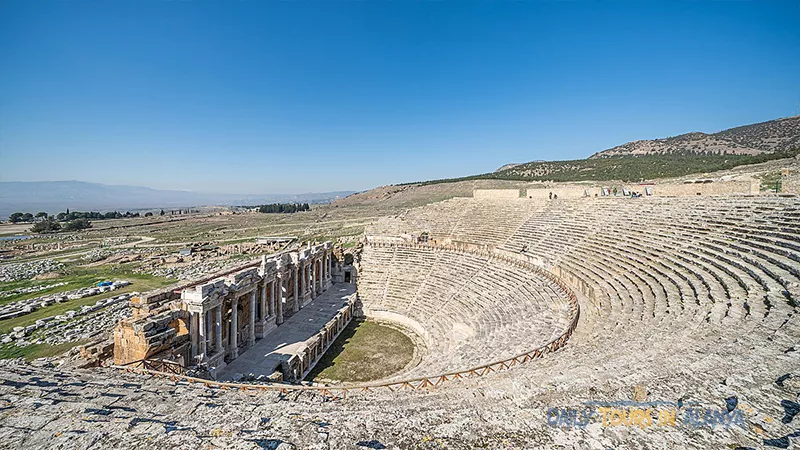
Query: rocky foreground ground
xmin=1 ymin=354 xmax=797 ymax=450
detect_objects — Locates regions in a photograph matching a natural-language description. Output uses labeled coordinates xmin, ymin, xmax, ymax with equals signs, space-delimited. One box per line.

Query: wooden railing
xmin=120 ymin=358 xmax=187 ymax=375
xmin=113 ymin=243 xmax=580 ymax=399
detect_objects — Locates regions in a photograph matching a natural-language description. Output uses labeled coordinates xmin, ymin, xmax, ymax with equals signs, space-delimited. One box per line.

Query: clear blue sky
xmin=1 ymin=1 xmax=798 ymax=194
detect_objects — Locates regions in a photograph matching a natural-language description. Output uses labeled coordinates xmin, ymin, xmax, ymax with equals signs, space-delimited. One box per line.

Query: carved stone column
xmin=190 ymin=312 xmax=199 ymax=361
xmin=311 ymin=260 xmax=317 ymax=299
xmin=205 ymin=309 xmax=213 ymax=353
xmin=230 ymin=296 xmax=239 ymax=359
xmin=293 ymin=266 xmax=300 ymax=312
xmin=316 ymin=259 xmax=322 ymax=294
xmin=248 ymin=290 xmax=256 ymax=346
xmin=327 ymin=252 xmax=333 ymax=283
xmin=215 ymin=306 xmax=222 ymax=355
xmin=276 ymin=274 xmax=284 ymax=325
xmin=260 ymin=282 xmax=267 ymax=323
xmin=269 ymin=280 xmax=275 ymax=317
xmin=305 ymin=264 xmax=312 ymax=299
xmin=323 ymin=252 xmax=328 ymax=285
xmin=198 ymin=311 xmax=207 ymax=361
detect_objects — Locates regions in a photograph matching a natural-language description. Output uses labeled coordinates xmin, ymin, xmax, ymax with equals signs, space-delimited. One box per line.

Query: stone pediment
xmin=272 ymin=253 xmax=291 ymax=272
xmin=225 ymin=267 xmax=261 ymax=290
xmin=298 ymin=248 xmax=310 ymax=260
xmin=289 ymin=252 xmax=300 ymax=264
xmin=310 ymin=244 xmax=326 ymax=258
xmin=181 ymin=279 xmax=227 ymax=312
xmin=259 ymin=256 xmax=277 ymax=278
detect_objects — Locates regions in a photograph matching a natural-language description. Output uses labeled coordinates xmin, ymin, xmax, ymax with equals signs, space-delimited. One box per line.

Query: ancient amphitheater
xmin=2 ymin=193 xmax=799 ymax=449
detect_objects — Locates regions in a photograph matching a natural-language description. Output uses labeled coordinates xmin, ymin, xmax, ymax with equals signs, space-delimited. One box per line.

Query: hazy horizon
xmin=0 ymin=179 xmax=359 ymax=196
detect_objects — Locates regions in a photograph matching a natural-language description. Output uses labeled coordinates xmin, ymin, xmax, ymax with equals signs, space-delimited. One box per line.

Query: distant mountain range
xmin=590 ymin=115 xmax=800 ymax=158
xmin=0 ymin=181 xmax=354 ymax=219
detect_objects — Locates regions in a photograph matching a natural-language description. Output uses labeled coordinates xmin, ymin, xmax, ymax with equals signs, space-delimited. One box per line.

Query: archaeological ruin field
xmin=1 ymin=155 xmax=799 ymax=449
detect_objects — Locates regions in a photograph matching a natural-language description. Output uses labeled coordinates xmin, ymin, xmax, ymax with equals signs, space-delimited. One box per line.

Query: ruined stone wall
xmin=653 ymin=180 xmax=758 ymax=196
xmin=523 ymin=180 xmax=759 ymax=199
xmin=113 ymin=309 xmax=188 ymax=364
xmin=111 ymin=242 xmax=336 ymax=368
xmin=782 ymin=177 xmax=800 ymax=194
xmin=473 ymin=189 xmax=520 ymax=199
xmin=130 ymin=288 xmax=180 ymax=319
xmin=526 ymin=186 xmax=592 ymax=199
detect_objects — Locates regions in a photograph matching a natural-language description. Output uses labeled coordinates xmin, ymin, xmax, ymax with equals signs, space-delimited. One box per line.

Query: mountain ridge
xmin=590 ymin=115 xmax=800 ymax=158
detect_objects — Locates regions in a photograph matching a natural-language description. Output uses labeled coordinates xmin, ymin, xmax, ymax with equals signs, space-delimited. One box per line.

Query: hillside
xmin=489 ymin=148 xmax=799 ymax=182
xmin=335 ymin=115 xmax=800 ymax=208
xmin=591 ymin=115 xmax=800 ymax=158
xmin=415 ymin=115 xmax=800 ymax=185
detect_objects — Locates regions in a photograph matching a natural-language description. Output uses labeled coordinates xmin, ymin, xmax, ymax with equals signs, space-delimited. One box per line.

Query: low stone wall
xmin=526 ymin=186 xmax=591 ymax=199
xmin=361 ymin=308 xmax=431 ymax=348
xmin=473 ymin=189 xmax=520 ymax=199
xmin=654 ymin=180 xmax=759 ymax=196
xmin=287 ymin=292 xmax=358 ymax=382
xmin=524 ymin=180 xmax=759 ymax=198
xmin=552 ymin=265 xmax=597 ymax=304
xmin=782 ymin=178 xmax=800 ymax=194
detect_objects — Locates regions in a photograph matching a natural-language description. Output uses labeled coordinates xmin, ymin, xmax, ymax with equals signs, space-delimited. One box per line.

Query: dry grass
xmin=305 ymin=319 xmax=415 ymax=383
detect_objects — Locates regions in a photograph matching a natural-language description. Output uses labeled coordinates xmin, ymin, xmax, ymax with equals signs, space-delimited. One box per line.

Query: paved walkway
xmin=217 ymin=283 xmax=357 ymax=381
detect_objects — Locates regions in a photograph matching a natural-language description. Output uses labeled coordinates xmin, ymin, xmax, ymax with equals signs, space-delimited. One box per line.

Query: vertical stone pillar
xmin=305 ymin=264 xmax=311 ymax=298
xmin=310 ymin=260 xmax=317 ymax=299
xmin=293 ymin=266 xmax=300 ymax=312
xmin=230 ymin=296 xmax=239 ymax=359
xmin=323 ymin=252 xmax=328 ymax=284
xmin=316 ymin=259 xmax=322 ymax=294
xmin=320 ymin=254 xmax=325 ymax=287
xmin=248 ymin=290 xmax=256 ymax=346
xmin=205 ymin=309 xmax=213 ymax=353
xmin=260 ymin=282 xmax=267 ymax=322
xmin=215 ymin=306 xmax=222 ymax=355
xmin=268 ymin=280 xmax=275 ymax=316
xmin=300 ymin=263 xmax=306 ymax=299
xmin=276 ymin=274 xmax=284 ymax=325
xmin=198 ymin=311 xmax=207 ymax=360
xmin=190 ymin=312 xmax=199 ymax=361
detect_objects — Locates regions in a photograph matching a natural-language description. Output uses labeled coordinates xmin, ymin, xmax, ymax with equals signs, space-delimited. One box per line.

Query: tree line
xmin=30 ymin=218 xmax=92 ymax=233
xmin=252 ymin=203 xmax=311 ymax=214
xmin=7 ymin=208 xmax=203 ymax=224
xmin=9 ymin=209 xmax=139 ymax=223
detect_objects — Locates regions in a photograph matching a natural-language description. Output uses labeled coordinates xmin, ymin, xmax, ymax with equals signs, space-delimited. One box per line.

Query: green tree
xmin=31 ymin=219 xmax=61 ymax=233
xmin=9 ymin=212 xmax=24 ymax=223
xmin=62 ymin=218 xmax=92 ymax=231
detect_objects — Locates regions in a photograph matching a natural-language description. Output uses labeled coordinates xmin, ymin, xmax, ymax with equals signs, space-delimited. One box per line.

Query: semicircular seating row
xmin=366 ymin=197 xmax=545 ymax=247
xmin=364 ymin=196 xmax=799 ymax=412
xmin=357 ymin=244 xmax=575 ymax=380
